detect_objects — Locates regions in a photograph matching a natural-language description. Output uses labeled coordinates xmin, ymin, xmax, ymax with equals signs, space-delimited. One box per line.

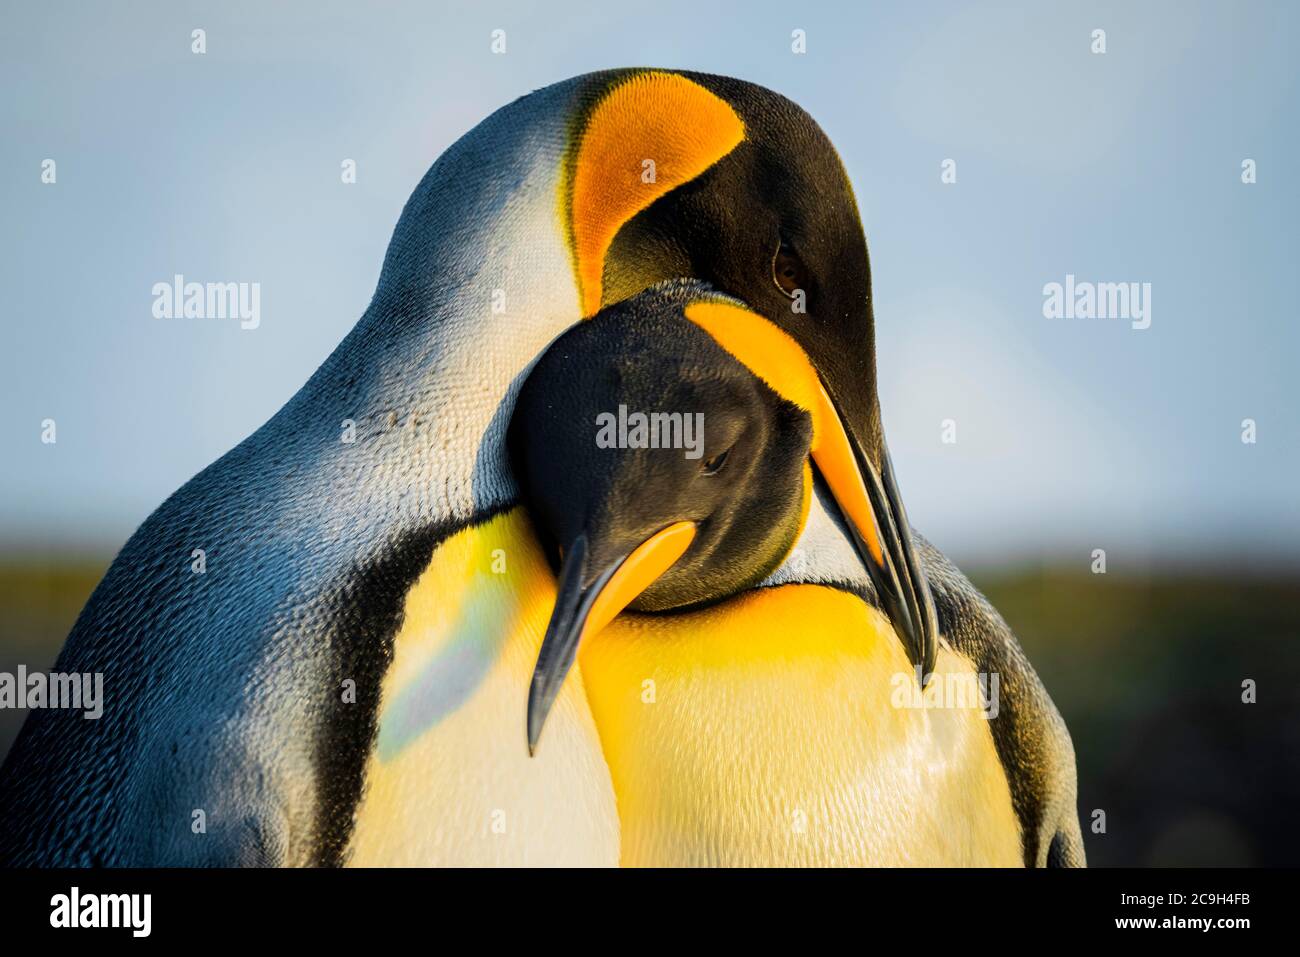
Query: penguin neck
xmin=259 ymin=76 xmax=593 ymax=542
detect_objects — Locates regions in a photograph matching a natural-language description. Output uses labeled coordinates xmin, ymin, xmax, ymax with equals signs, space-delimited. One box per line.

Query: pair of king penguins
xmin=0 ymin=69 xmax=1084 ymax=867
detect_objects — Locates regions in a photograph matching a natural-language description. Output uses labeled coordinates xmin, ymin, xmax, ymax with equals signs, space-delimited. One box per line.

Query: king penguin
xmin=512 ymin=280 xmax=1030 ymax=866
xmin=0 ymin=69 xmax=1083 ymax=867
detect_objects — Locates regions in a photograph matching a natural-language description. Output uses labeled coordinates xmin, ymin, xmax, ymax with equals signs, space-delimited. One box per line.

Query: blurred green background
xmin=3 ymin=559 xmax=1296 ymax=866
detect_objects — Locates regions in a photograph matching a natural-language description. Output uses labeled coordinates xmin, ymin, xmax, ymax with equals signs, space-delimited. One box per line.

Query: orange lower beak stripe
xmin=582 ymin=521 xmax=697 ymax=644
xmin=810 ymin=380 xmax=886 ymax=569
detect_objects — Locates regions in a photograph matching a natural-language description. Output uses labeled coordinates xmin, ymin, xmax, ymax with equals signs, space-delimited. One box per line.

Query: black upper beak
xmin=844 ymin=432 xmax=939 ymax=683
xmin=527 ymin=533 xmax=607 ymax=756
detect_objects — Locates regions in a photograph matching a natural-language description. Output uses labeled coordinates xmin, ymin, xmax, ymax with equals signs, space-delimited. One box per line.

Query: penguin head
xmin=512 ymin=281 xmax=911 ymax=752
xmin=597 ymin=74 xmax=878 ymax=442
xmin=511 ymin=282 xmax=813 ymax=617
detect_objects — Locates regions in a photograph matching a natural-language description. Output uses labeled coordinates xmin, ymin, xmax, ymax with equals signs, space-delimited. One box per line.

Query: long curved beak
xmin=810 ymin=380 xmax=939 ymax=684
xmin=527 ymin=521 xmax=696 ymax=755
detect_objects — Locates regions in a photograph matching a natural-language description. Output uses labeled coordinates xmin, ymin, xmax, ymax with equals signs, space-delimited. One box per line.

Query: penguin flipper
xmin=916 ymin=536 xmax=1087 ymax=868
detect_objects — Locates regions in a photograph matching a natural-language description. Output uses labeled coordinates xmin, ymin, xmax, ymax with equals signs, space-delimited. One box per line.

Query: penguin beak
xmin=810 ymin=380 xmax=939 ymax=685
xmin=527 ymin=521 xmax=696 ymax=755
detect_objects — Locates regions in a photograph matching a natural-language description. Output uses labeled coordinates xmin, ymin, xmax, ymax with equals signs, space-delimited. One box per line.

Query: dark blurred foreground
xmin=1 ymin=558 xmax=1296 ymax=866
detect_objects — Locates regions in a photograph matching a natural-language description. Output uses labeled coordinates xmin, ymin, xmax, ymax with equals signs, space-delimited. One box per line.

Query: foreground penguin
xmin=509 ymin=281 xmax=1028 ymax=865
xmin=0 ymin=69 xmax=1082 ymax=867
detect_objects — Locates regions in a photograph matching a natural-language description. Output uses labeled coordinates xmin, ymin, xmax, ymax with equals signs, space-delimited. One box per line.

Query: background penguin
xmin=0 ymin=69 xmax=1082 ymax=867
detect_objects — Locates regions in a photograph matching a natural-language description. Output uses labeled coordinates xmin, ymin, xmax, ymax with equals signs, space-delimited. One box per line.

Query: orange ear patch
xmin=684 ymin=299 xmax=886 ymax=567
xmin=683 ymin=300 xmax=825 ymax=439
xmin=568 ymin=72 xmax=744 ymax=317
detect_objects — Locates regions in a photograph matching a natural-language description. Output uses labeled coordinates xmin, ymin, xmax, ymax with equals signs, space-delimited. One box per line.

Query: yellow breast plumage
xmin=350 ymin=507 xmax=1021 ymax=866
xmin=580 ymin=584 xmax=1022 ymax=866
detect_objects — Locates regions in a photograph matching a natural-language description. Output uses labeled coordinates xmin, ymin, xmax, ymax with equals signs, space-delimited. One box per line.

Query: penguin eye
xmin=772 ymin=239 xmax=807 ymax=298
xmin=700 ymin=447 xmax=731 ymax=476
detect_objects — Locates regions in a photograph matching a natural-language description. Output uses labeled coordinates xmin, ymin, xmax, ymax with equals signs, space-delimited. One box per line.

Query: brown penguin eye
xmin=700 ymin=448 xmax=731 ymax=476
xmin=772 ymin=239 xmax=807 ymax=298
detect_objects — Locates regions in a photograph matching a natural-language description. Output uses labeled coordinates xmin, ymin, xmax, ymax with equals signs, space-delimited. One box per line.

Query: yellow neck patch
xmin=567 ymin=72 xmax=745 ymax=317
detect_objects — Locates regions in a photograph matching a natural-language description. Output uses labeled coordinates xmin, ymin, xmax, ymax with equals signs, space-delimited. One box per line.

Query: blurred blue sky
xmin=2 ymin=0 xmax=1297 ymax=571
